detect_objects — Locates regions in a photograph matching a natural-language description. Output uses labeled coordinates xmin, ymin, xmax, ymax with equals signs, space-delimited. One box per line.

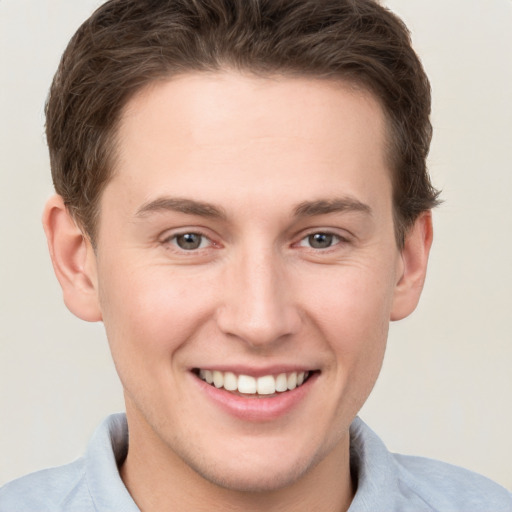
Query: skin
xmin=43 ymin=72 xmax=432 ymax=512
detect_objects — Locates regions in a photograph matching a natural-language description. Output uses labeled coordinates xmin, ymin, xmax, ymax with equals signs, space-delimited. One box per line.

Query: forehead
xmin=109 ymin=72 xmax=391 ymax=219
xmin=119 ymin=72 xmax=387 ymax=152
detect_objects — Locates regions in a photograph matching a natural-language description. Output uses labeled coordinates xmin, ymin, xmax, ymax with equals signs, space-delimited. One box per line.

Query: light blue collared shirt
xmin=1 ymin=413 xmax=511 ymax=511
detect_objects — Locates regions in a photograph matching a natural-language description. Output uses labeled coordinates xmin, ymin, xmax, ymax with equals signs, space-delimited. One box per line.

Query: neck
xmin=120 ymin=408 xmax=355 ymax=512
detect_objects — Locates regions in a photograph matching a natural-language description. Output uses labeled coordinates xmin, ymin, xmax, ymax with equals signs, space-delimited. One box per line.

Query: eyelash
xmin=296 ymin=231 xmax=345 ymax=250
xmin=163 ymin=231 xmax=214 ymax=251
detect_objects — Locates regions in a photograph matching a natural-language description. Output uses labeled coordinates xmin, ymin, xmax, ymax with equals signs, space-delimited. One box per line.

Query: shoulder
xmin=393 ymin=453 xmax=512 ymax=511
xmin=0 ymin=414 xmax=136 ymax=512
xmin=0 ymin=459 xmax=93 ymax=512
xmin=350 ymin=417 xmax=512 ymax=511
xmin=392 ymin=454 xmax=512 ymax=512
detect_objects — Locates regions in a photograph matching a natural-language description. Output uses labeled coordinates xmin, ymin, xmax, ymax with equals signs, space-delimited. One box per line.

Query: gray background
xmin=1 ymin=0 xmax=511 ymax=489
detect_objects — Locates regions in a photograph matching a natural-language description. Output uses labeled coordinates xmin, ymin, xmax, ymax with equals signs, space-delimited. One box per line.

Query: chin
xmin=179 ymin=440 xmax=329 ymax=494
xmin=191 ymin=459 xmax=312 ymax=494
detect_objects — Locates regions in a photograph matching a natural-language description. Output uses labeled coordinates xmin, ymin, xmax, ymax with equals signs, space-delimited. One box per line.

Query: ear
xmin=42 ymin=195 xmax=102 ymax=322
xmin=390 ymin=211 xmax=433 ymax=321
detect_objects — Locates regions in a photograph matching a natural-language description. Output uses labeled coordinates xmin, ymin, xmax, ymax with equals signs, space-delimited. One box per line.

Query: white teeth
xmin=200 ymin=369 xmax=214 ymax=384
xmin=198 ymin=370 xmax=311 ymax=395
xmin=223 ymin=372 xmax=238 ymax=391
xmin=275 ymin=373 xmax=288 ymax=392
xmin=287 ymin=372 xmax=297 ymax=390
xmin=213 ymin=370 xmax=224 ymax=388
xmin=257 ymin=375 xmax=276 ymax=395
xmin=238 ymin=375 xmax=257 ymax=394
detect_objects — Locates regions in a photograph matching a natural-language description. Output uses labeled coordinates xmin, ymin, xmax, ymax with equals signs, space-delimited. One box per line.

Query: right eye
xmin=168 ymin=233 xmax=211 ymax=251
xmin=297 ymin=232 xmax=343 ymax=250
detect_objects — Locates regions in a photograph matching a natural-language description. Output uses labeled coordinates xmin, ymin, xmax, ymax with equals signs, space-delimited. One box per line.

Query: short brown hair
xmin=46 ymin=0 xmax=440 ymax=246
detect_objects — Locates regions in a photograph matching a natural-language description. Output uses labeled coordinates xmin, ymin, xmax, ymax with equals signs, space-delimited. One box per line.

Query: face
xmin=92 ymin=72 xmax=405 ymax=491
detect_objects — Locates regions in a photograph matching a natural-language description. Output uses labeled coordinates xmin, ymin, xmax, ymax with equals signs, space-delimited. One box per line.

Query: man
xmin=1 ymin=0 xmax=511 ymax=510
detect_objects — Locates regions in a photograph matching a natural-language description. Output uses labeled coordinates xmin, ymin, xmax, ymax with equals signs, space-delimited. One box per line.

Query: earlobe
xmin=390 ymin=211 xmax=433 ymax=321
xmin=42 ymin=195 xmax=102 ymax=322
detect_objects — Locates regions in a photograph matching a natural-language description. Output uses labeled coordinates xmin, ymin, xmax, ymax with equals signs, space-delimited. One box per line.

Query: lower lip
xmin=192 ymin=373 xmax=318 ymax=422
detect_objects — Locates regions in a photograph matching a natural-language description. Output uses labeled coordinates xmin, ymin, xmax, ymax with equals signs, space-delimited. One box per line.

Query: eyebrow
xmin=293 ymin=197 xmax=372 ymax=217
xmin=135 ymin=196 xmax=372 ymax=221
xmin=135 ymin=197 xmax=227 ymax=220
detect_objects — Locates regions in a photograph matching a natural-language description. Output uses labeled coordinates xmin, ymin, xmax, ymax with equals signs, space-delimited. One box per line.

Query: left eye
xmin=172 ymin=233 xmax=210 ymax=250
xmin=299 ymin=232 xmax=340 ymax=249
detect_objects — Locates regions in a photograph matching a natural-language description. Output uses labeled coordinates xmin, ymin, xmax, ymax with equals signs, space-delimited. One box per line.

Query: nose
xmin=216 ymin=247 xmax=301 ymax=349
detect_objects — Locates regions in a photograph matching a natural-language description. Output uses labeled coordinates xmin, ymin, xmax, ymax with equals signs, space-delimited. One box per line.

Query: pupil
xmin=177 ymin=233 xmax=201 ymax=250
xmin=309 ymin=233 xmax=333 ymax=249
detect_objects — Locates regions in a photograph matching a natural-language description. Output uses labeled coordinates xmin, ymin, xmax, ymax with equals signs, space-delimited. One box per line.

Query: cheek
xmin=97 ymin=265 xmax=216 ymax=369
xmin=305 ymin=261 xmax=395 ymax=390
xmin=306 ymin=259 xmax=397 ymax=337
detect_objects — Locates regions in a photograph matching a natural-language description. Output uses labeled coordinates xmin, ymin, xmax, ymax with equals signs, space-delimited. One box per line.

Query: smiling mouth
xmin=193 ymin=369 xmax=315 ymax=396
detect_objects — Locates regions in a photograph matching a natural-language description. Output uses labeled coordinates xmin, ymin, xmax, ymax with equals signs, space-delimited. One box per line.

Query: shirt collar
xmin=348 ymin=417 xmax=402 ymax=511
xmin=84 ymin=413 xmax=403 ymax=512
xmin=85 ymin=413 xmax=140 ymax=512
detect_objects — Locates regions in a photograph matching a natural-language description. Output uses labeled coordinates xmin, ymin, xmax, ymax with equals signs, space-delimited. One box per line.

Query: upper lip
xmin=191 ymin=365 xmax=318 ymax=378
